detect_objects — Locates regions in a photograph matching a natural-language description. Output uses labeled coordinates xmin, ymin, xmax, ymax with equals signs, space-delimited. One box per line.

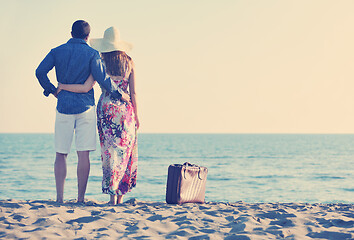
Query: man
xmin=35 ymin=20 xmax=130 ymax=203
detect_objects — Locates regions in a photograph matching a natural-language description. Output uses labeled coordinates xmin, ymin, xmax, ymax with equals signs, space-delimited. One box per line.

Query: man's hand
xmin=53 ymin=85 xmax=62 ymax=98
xmin=121 ymin=92 xmax=131 ymax=102
xmin=53 ymin=88 xmax=59 ymax=98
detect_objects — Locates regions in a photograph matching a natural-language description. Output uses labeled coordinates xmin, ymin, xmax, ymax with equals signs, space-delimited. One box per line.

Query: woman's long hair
xmin=101 ymin=51 xmax=131 ymax=76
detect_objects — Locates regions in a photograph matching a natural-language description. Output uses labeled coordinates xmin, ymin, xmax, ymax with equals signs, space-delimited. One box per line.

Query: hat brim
xmin=90 ymin=38 xmax=133 ymax=53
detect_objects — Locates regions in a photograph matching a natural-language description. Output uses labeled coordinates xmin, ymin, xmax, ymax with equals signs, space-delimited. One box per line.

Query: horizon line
xmin=2 ymin=132 xmax=354 ymax=135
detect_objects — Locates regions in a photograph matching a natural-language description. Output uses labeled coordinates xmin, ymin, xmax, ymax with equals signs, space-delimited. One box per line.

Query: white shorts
xmin=55 ymin=106 xmax=97 ymax=154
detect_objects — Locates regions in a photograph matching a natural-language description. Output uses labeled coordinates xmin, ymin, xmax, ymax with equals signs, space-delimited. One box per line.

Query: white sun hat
xmin=90 ymin=26 xmax=133 ymax=53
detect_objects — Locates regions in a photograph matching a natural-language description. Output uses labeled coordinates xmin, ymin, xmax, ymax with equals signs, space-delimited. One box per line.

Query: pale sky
xmin=1 ymin=0 xmax=354 ymax=133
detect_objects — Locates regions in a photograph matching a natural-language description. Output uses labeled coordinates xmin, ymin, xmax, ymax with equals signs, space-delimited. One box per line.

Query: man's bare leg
xmin=109 ymin=195 xmax=117 ymax=205
xmin=55 ymin=152 xmax=67 ymax=203
xmin=77 ymin=151 xmax=90 ymax=203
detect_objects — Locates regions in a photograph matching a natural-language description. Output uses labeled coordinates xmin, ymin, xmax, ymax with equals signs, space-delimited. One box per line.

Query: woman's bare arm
xmin=129 ymin=62 xmax=139 ymax=129
xmin=58 ymin=74 xmax=96 ymax=93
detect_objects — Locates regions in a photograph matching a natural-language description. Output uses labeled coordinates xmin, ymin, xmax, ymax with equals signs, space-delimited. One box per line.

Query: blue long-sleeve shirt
xmin=35 ymin=38 xmax=122 ymax=114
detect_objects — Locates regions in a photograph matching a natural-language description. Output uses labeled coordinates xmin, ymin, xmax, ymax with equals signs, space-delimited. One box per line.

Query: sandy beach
xmin=0 ymin=199 xmax=353 ymax=239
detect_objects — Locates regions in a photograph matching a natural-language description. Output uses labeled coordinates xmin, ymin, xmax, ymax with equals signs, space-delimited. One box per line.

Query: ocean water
xmin=0 ymin=133 xmax=353 ymax=203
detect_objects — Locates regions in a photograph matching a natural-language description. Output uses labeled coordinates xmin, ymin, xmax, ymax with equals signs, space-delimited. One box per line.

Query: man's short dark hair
xmin=71 ymin=20 xmax=90 ymax=39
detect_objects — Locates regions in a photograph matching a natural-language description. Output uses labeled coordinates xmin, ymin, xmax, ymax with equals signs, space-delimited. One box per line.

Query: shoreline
xmin=1 ymin=199 xmax=353 ymax=239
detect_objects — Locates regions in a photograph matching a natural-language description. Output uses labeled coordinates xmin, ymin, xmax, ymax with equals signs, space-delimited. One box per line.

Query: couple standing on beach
xmin=35 ymin=20 xmax=139 ymax=205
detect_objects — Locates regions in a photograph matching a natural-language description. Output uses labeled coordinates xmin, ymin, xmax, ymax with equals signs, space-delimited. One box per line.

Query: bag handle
xmin=183 ymin=162 xmax=204 ymax=180
xmin=183 ymin=162 xmax=195 ymax=167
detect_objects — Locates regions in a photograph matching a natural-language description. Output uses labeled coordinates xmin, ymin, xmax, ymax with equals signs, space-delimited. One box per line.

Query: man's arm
xmin=58 ymin=74 xmax=96 ymax=93
xmin=35 ymin=50 xmax=57 ymax=97
xmin=90 ymin=52 xmax=130 ymax=102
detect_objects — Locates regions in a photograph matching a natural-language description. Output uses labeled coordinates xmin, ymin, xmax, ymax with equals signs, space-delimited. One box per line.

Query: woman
xmin=58 ymin=27 xmax=139 ymax=205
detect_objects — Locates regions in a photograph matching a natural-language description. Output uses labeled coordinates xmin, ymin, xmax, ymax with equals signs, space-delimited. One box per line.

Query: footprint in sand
xmin=29 ymin=204 xmax=45 ymax=210
xmin=146 ymin=214 xmax=166 ymax=222
xmin=66 ymin=216 xmax=101 ymax=224
xmin=188 ymin=234 xmax=210 ymax=240
xmin=224 ymin=234 xmax=251 ymax=240
xmin=167 ymin=229 xmax=193 ymax=238
xmin=10 ymin=214 xmax=25 ymax=222
xmin=0 ymin=202 xmax=21 ymax=209
xmin=32 ymin=217 xmax=52 ymax=226
xmin=315 ymin=217 xmax=354 ymax=228
xmin=256 ymin=209 xmax=296 ymax=220
xmin=269 ymin=218 xmax=295 ymax=227
xmin=23 ymin=227 xmax=42 ymax=233
xmin=306 ymin=230 xmax=353 ymax=240
xmin=229 ymin=223 xmax=246 ymax=233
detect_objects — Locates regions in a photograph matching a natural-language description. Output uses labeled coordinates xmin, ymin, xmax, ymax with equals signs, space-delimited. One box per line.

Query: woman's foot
xmin=117 ymin=195 xmax=124 ymax=204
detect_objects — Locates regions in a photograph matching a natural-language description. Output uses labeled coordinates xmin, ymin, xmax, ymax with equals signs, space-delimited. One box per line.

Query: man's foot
xmin=76 ymin=201 xmax=86 ymax=206
xmin=107 ymin=201 xmax=115 ymax=206
xmin=77 ymin=196 xmax=85 ymax=203
xmin=109 ymin=195 xmax=118 ymax=205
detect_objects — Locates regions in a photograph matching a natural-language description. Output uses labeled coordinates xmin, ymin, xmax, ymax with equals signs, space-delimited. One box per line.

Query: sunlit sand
xmin=1 ymin=199 xmax=353 ymax=239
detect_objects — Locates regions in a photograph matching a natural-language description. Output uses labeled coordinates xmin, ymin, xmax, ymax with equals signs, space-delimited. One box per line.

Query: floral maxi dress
xmin=97 ymin=70 xmax=138 ymax=196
